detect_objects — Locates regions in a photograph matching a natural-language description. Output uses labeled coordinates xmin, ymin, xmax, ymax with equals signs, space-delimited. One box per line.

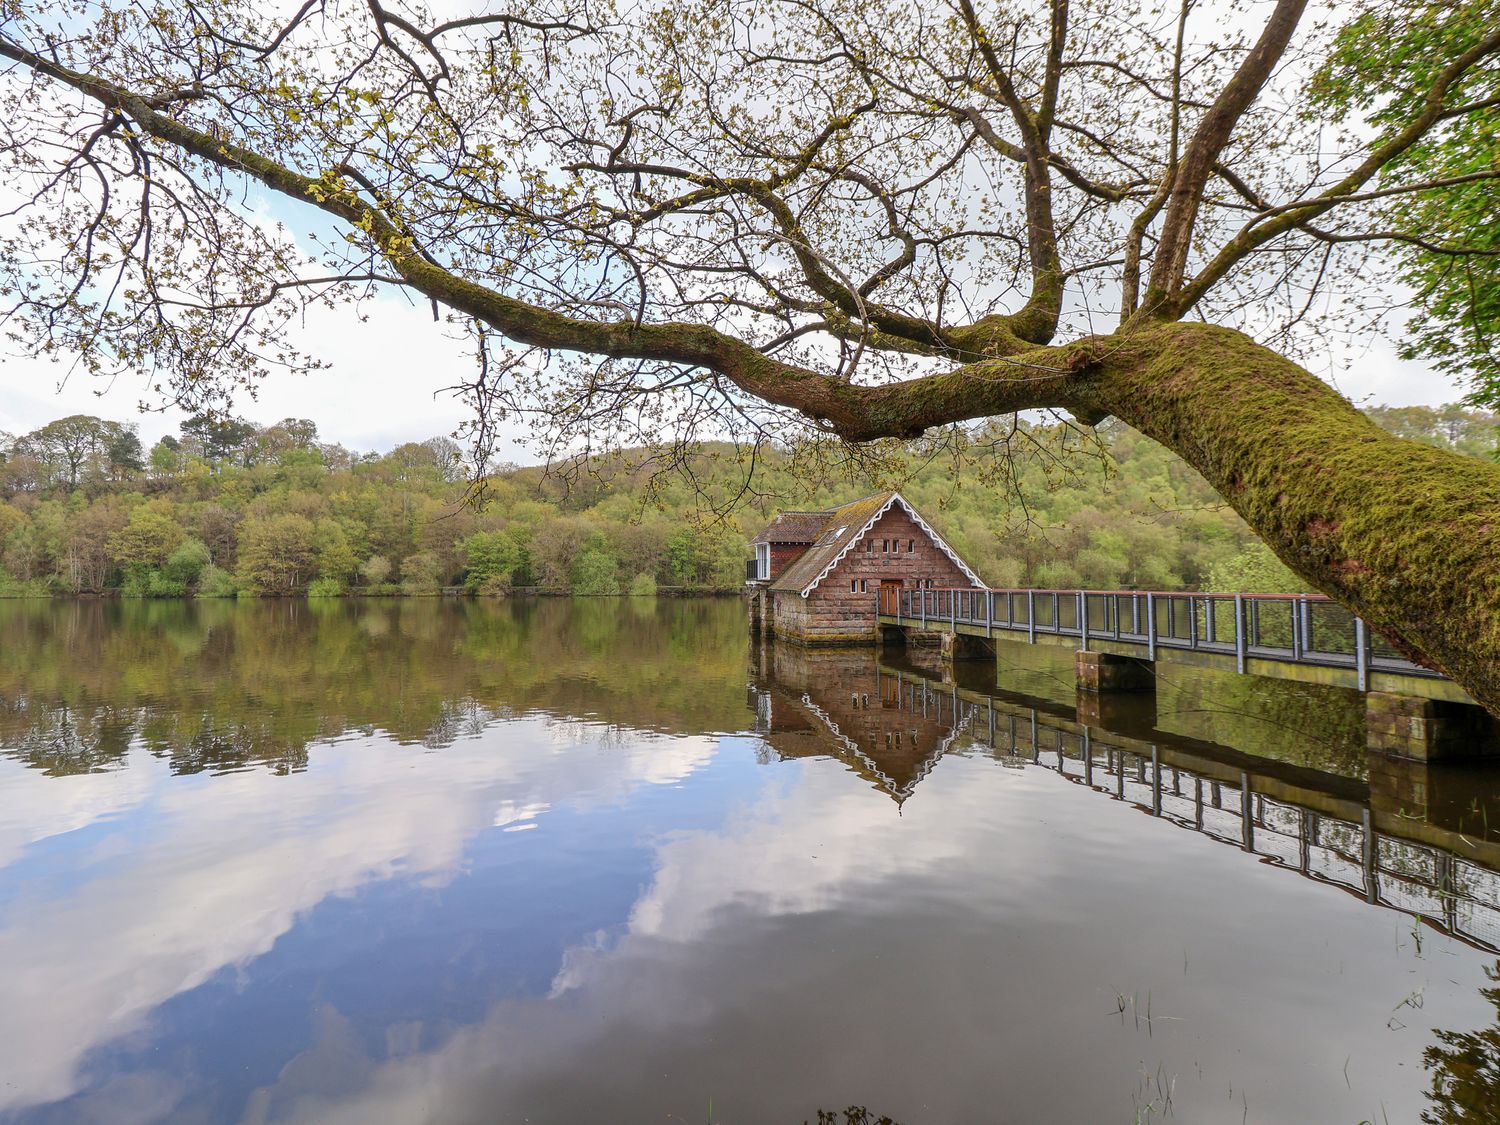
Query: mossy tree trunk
xmin=1074 ymin=322 xmax=1500 ymax=711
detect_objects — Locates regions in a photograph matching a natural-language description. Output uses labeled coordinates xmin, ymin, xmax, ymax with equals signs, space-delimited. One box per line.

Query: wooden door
xmin=879 ymin=579 xmax=903 ymax=615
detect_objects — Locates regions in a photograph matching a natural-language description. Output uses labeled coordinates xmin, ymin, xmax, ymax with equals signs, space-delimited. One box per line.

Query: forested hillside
xmin=0 ymin=406 xmax=1491 ymax=598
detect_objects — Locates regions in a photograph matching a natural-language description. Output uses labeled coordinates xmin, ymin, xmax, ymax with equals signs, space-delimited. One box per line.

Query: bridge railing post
xmin=1355 ymin=616 xmax=1369 ymax=691
xmin=1078 ymin=591 xmax=1088 ymax=650
xmin=1241 ymin=772 xmax=1254 ymax=851
xmin=1146 ymin=592 xmax=1156 ymax=661
xmin=1234 ymin=594 xmax=1246 ymax=673
xmin=1027 ymin=590 xmax=1035 ymax=643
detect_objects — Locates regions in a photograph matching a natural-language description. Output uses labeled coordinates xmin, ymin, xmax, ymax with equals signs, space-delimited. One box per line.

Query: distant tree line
xmin=0 ymin=405 xmax=1492 ymax=599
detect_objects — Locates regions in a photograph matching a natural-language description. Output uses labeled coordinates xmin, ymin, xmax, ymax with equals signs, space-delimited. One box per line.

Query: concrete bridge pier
xmin=1075 ymin=650 xmax=1156 ymax=694
xmin=940 ymin=631 xmax=994 ymax=663
xmin=1365 ymin=691 xmax=1499 ymax=761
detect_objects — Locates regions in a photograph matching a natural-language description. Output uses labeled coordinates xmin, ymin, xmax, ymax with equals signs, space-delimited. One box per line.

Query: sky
xmin=0 ymin=292 xmax=505 ymax=456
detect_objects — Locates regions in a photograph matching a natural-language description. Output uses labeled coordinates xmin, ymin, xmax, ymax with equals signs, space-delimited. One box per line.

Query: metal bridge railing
xmin=889 ymin=587 xmax=1441 ymax=686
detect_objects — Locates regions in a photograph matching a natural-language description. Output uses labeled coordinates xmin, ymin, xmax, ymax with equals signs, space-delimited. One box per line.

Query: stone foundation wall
xmin=1366 ymin=691 xmax=1499 ymax=761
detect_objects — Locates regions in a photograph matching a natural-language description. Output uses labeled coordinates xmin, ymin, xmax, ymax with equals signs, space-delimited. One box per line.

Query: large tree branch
xmin=954 ymin=0 xmax=1065 ymax=342
xmin=1141 ymin=0 xmax=1306 ymax=313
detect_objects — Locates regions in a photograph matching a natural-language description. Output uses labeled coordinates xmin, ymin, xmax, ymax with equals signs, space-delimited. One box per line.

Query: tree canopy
xmin=2 ymin=0 xmax=1495 ymax=441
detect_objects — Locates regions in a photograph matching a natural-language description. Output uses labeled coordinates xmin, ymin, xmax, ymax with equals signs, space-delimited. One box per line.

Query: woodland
xmin=0 ymin=404 xmax=1490 ymax=598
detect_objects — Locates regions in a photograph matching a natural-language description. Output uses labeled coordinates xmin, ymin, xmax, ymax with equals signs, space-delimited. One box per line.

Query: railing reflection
xmin=749 ymin=638 xmax=1500 ymax=956
xmin=876 ymin=668 xmax=1500 ymax=954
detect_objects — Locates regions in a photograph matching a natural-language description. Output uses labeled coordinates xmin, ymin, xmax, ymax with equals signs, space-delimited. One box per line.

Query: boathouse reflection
xmin=748 ymin=642 xmax=960 ymax=805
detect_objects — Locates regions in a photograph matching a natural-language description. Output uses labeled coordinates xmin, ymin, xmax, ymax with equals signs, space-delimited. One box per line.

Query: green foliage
xmin=359 ymin=554 xmax=393 ymax=587
xmin=628 ymin=572 xmax=658 ymax=596
xmin=1364 ymin=404 xmax=1498 ymax=459
xmin=571 ymin=547 xmax=620 ymax=595
xmin=197 ymin=565 xmax=239 ymax=598
xmin=1314 ymin=2 xmax=1500 ymax=394
xmin=400 ymin=551 xmax=443 ymax=594
xmin=0 ymin=568 xmax=50 ymax=598
xmin=107 ymin=503 xmax=184 ymax=567
xmin=307 ymin=576 xmax=344 ymax=597
xmin=462 ymin=529 xmax=520 ymax=592
xmin=313 ymin=518 xmax=358 ymax=582
xmin=237 ymin=514 xmax=317 ymax=594
xmin=163 ymin=538 xmax=212 ymax=586
xmin=1204 ymin=544 xmax=1303 ymax=594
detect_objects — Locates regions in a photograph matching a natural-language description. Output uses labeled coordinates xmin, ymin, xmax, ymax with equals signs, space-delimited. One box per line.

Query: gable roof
xmin=751 ymin=510 xmax=831 ymax=545
xmin=767 ymin=491 xmax=985 ymax=596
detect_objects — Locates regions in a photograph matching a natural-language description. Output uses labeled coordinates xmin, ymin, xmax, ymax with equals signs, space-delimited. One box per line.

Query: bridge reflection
xmin=749 ymin=642 xmax=1500 ymax=954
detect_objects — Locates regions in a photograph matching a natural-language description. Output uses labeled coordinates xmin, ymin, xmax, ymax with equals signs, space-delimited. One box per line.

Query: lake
xmin=1 ymin=596 xmax=1499 ymax=1123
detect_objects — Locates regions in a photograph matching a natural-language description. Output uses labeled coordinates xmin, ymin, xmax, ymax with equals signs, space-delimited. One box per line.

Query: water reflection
xmin=0 ymin=597 xmax=749 ymax=776
xmin=1424 ymin=961 xmax=1500 ymax=1124
xmin=0 ymin=600 xmax=1499 ymax=1123
xmin=752 ymin=642 xmax=1500 ymax=953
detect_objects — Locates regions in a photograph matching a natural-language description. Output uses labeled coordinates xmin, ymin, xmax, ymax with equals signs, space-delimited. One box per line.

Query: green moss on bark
xmin=1084 ymin=322 xmax=1500 ymax=714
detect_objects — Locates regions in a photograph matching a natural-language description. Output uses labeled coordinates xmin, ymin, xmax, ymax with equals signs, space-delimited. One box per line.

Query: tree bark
xmin=1073 ymin=322 xmax=1500 ymax=711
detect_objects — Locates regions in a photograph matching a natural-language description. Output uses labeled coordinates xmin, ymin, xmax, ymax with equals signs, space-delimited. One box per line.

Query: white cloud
xmin=0 ymin=763 xmax=154 ymax=870
xmin=0 ymin=725 xmax=716 ymax=1115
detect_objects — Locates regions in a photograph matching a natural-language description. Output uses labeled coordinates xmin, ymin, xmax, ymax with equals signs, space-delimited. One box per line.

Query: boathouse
xmin=746 ymin=491 xmax=984 ymax=644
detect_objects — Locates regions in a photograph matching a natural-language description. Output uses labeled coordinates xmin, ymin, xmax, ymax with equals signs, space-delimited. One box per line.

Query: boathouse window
xmin=850 ymin=579 xmax=857 ymax=592
xmin=908 ymin=539 xmax=914 ymax=552
xmin=754 ymin=542 xmax=770 ymax=580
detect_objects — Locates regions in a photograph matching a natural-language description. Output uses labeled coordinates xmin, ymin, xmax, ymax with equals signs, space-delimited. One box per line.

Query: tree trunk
xmin=1074 ymin=322 xmax=1500 ymax=714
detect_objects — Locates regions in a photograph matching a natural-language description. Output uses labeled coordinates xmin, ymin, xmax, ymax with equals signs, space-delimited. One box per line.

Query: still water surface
xmin=2 ymin=597 xmax=1500 ymax=1123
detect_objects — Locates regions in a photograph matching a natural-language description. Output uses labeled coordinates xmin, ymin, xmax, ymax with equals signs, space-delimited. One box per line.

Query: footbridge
xmin=878 ymin=587 xmax=1496 ymax=760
